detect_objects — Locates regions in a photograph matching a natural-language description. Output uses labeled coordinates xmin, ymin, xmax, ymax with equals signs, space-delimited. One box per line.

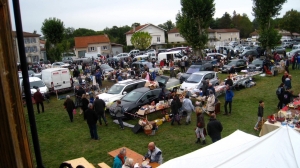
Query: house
xmin=12 ymin=31 xmax=41 ymax=63
xmin=250 ymin=29 xmax=300 ymax=41
xmin=168 ymin=28 xmax=240 ymax=43
xmin=74 ymin=35 xmax=111 ymax=58
xmin=39 ymin=40 xmax=47 ymax=61
xmin=125 ymin=24 xmax=166 ymax=49
xmin=111 ymin=43 xmax=123 ymax=55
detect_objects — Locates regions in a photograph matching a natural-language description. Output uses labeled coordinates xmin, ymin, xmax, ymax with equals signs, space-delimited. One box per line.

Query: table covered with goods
xmin=259 ymin=100 xmax=300 ymax=136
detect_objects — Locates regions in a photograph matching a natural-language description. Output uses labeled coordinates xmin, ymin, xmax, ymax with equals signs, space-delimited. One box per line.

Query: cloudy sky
xmin=9 ymin=0 xmax=299 ymax=35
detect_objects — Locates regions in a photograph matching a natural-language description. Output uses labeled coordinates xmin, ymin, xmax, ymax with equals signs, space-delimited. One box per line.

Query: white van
xmin=19 ymin=77 xmax=49 ymax=95
xmin=42 ymin=68 xmax=72 ymax=92
xmin=157 ymin=51 xmax=187 ymax=63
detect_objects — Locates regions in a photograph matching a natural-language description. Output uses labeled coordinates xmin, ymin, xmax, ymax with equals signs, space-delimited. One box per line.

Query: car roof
xmin=114 ymin=79 xmax=146 ymax=86
xmin=191 ymin=71 xmax=215 ymax=75
xmin=28 ymin=77 xmax=42 ymax=82
xmin=42 ymin=68 xmax=69 ymax=72
xmin=230 ymin=59 xmax=243 ymax=62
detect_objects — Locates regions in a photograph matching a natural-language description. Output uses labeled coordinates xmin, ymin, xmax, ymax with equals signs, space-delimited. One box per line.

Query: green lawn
xmin=25 ymin=69 xmax=300 ymax=167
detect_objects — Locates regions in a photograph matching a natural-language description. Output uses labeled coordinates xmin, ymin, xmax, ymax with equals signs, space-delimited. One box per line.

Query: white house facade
xmin=168 ymin=28 xmax=240 ymax=43
xmin=12 ymin=31 xmax=41 ymax=63
xmin=125 ymin=24 xmax=166 ymax=48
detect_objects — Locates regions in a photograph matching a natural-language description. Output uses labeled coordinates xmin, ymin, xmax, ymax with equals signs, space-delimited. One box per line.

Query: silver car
xmin=180 ymin=71 xmax=219 ymax=91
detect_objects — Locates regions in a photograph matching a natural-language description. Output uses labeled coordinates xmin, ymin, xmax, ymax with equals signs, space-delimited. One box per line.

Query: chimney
xmin=133 ymin=26 xmax=136 ymax=32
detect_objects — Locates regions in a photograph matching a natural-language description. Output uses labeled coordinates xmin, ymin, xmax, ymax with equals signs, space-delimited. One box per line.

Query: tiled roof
xmin=212 ymin=29 xmax=240 ymax=33
xmin=40 ymin=40 xmax=46 ymax=44
xmin=74 ymin=35 xmax=110 ymax=48
xmin=168 ymin=28 xmax=179 ymax=33
xmin=12 ymin=31 xmax=41 ymax=37
xmin=250 ymin=31 xmax=259 ymax=36
xmin=125 ymin=24 xmax=149 ymax=35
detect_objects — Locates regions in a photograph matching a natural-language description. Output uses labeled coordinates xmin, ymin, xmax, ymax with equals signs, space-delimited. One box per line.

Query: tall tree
xmin=252 ymin=0 xmax=286 ymax=54
xmin=219 ymin=12 xmax=232 ymax=28
xmin=41 ymin=17 xmax=65 ymax=62
xmin=281 ymin=9 xmax=300 ymax=36
xmin=130 ymin=32 xmax=152 ymax=50
xmin=176 ymin=0 xmax=215 ymax=57
xmin=131 ymin=22 xmax=141 ymax=28
xmin=158 ymin=20 xmax=175 ymax=31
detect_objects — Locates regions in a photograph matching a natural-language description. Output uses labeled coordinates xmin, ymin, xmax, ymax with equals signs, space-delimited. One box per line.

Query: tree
xmin=131 ymin=22 xmax=141 ymax=28
xmin=252 ymin=0 xmax=286 ymax=54
xmin=232 ymin=13 xmax=253 ymax=38
xmin=219 ymin=12 xmax=232 ymax=28
xmin=176 ymin=0 xmax=215 ymax=57
xmin=281 ymin=9 xmax=300 ymax=36
xmin=158 ymin=20 xmax=175 ymax=31
xmin=130 ymin=32 xmax=152 ymax=50
xmin=41 ymin=17 xmax=65 ymax=62
xmin=41 ymin=17 xmax=64 ymax=45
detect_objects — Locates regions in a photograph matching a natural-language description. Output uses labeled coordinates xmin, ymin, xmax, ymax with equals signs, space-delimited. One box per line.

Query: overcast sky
xmin=9 ymin=0 xmax=300 ymax=35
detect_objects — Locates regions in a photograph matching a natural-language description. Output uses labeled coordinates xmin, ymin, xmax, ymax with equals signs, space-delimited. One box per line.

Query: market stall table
xmin=108 ymin=147 xmax=144 ymax=165
xmin=64 ymin=157 xmax=95 ymax=168
xmin=259 ymin=109 xmax=300 ymax=136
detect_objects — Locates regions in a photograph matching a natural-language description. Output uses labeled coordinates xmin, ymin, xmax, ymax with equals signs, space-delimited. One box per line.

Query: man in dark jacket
xmin=85 ymin=103 xmax=99 ymax=140
xmin=64 ymin=95 xmax=75 ymax=122
xmin=201 ymin=79 xmax=209 ymax=97
xmin=75 ymin=85 xmax=86 ymax=108
xmin=93 ymin=97 xmax=107 ymax=126
xmin=225 ymin=75 xmax=233 ymax=87
xmin=33 ymin=88 xmax=44 ymax=114
xmin=224 ymin=85 xmax=234 ymax=115
xmin=207 ymin=113 xmax=223 ymax=143
xmin=254 ymin=100 xmax=264 ymax=131
xmin=170 ymin=95 xmax=181 ymax=125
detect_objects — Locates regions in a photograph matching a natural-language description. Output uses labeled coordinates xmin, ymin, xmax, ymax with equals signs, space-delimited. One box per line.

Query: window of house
xmin=175 ymin=34 xmax=181 ymax=37
xmin=102 ymin=46 xmax=108 ymax=50
xmin=157 ymin=37 xmax=160 ymax=42
xmin=89 ymin=47 xmax=95 ymax=51
xmin=31 ymin=38 xmax=36 ymax=43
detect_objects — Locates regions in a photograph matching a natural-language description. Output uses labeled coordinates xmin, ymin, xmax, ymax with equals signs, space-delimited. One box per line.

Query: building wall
xmin=215 ymin=32 xmax=240 ymax=41
xmin=126 ymin=25 xmax=165 ymax=46
xmin=112 ymin=46 xmax=123 ymax=55
xmin=14 ymin=36 xmax=41 ymax=63
xmin=168 ymin=33 xmax=186 ymax=43
xmin=75 ymin=43 xmax=111 ymax=58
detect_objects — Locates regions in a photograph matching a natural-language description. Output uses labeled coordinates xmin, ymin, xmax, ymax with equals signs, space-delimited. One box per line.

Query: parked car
xmin=234 ymin=46 xmax=243 ymax=55
xmin=287 ymin=49 xmax=300 ymax=60
xmin=128 ymin=50 xmax=140 ymax=57
xmin=97 ymin=79 xmax=147 ymax=108
xmin=221 ymin=59 xmax=247 ymax=73
xmin=282 ymin=42 xmax=293 ymax=48
xmin=52 ymin=62 xmax=71 ymax=69
xmin=109 ymin=87 xmax=170 ymax=118
xmin=20 ymin=77 xmax=49 ymax=96
xmin=179 ymin=63 xmax=214 ymax=84
xmin=41 ymin=68 xmax=72 ymax=92
xmin=114 ymin=53 xmax=129 ymax=59
xmin=247 ymin=59 xmax=264 ymax=71
xmin=155 ymin=75 xmax=181 ymax=91
xmin=239 ymin=49 xmax=259 ymax=59
xmin=229 ymin=41 xmax=238 ymax=47
xmin=292 ymin=45 xmax=300 ymax=50
xmin=100 ymin=64 xmax=114 ymax=74
xmin=206 ymin=53 xmax=227 ymax=60
xmin=180 ymin=71 xmax=219 ymax=91
xmin=131 ymin=61 xmax=158 ymax=72
xmin=157 ymin=49 xmax=167 ymax=55
xmin=19 ymin=70 xmax=42 ymax=79
xmin=272 ymin=46 xmax=286 ymax=54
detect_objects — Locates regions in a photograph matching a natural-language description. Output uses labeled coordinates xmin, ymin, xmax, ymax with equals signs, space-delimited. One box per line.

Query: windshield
xmin=228 ymin=61 xmax=238 ymax=66
xmin=186 ymin=66 xmax=201 ymax=74
xmin=107 ymin=85 xmax=125 ymax=94
xmin=122 ymin=91 xmax=144 ymax=102
xmin=30 ymin=81 xmax=45 ymax=89
xmin=155 ymin=76 xmax=167 ymax=84
xmin=252 ymin=59 xmax=263 ymax=64
xmin=186 ymin=74 xmax=203 ymax=83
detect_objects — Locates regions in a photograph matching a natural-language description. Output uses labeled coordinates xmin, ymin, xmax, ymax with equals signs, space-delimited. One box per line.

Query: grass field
xmin=25 ymin=68 xmax=300 ymax=167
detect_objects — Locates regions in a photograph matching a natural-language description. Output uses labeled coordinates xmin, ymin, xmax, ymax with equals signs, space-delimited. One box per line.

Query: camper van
xmin=41 ymin=68 xmax=72 ymax=92
xmin=157 ymin=51 xmax=188 ymax=63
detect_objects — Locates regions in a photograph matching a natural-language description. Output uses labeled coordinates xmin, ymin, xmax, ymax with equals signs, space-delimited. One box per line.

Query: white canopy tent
xmin=158 ymin=126 xmax=300 ymax=168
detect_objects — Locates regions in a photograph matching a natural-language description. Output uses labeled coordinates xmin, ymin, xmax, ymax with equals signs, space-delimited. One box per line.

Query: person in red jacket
xmin=33 ymin=88 xmax=44 ymax=113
